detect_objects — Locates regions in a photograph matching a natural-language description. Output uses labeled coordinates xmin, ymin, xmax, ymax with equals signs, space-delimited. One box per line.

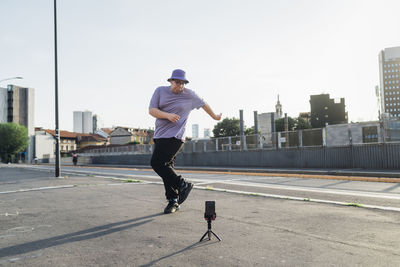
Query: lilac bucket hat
xmin=167 ymin=69 xmax=189 ymax=84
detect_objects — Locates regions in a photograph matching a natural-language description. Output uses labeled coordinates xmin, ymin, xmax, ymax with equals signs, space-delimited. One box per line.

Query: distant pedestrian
xmin=149 ymin=69 xmax=221 ymax=214
xmin=72 ymin=153 xmax=78 ymax=166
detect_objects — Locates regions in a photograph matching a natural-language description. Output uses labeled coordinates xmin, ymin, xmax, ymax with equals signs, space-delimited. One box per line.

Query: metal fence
xmin=80 ymin=127 xmax=400 ymax=156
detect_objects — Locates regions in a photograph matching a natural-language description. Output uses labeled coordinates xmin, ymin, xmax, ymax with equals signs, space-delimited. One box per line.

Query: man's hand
xmin=149 ymin=108 xmax=180 ymax=122
xmin=167 ymin=113 xmax=180 ymax=123
xmin=213 ymin=113 xmax=222 ymax=121
xmin=202 ymin=104 xmax=222 ymax=121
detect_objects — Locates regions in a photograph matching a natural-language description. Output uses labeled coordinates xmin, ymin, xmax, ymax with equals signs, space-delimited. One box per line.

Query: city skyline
xmin=1 ymin=0 xmax=400 ymax=134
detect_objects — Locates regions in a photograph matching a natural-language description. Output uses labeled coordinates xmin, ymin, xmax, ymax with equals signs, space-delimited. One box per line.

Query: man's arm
xmin=202 ymin=103 xmax=222 ymax=121
xmin=149 ymin=108 xmax=180 ymax=123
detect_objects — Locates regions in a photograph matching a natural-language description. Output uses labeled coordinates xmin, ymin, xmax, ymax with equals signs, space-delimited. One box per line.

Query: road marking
xmin=0 ymin=185 xmax=75 ymax=194
xmin=5 ymin=165 xmax=400 ymax=212
xmin=219 ymin=180 xmax=400 ymax=200
xmin=11 ymin=164 xmax=400 ymax=182
xmin=194 ymin=185 xmax=400 ymax=212
xmin=0 ymin=211 xmax=20 ymax=216
xmin=12 ymin=166 xmax=400 ymax=200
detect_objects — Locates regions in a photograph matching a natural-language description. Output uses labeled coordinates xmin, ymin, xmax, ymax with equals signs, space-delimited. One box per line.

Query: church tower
xmin=275 ymin=94 xmax=283 ymax=119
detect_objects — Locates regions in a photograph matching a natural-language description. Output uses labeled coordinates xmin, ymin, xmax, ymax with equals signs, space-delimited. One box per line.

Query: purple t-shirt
xmin=149 ymin=86 xmax=205 ymax=140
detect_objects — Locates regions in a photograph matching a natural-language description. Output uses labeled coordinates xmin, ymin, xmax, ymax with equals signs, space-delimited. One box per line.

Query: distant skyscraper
xmin=192 ymin=124 xmax=199 ymax=139
xmin=0 ymin=87 xmax=7 ymax=123
xmin=0 ymin=85 xmax=35 ymax=161
xmin=379 ymin=46 xmax=400 ymax=118
xmin=73 ymin=110 xmax=93 ymax=133
xmin=93 ymin=114 xmax=98 ymax=133
xmin=73 ymin=111 xmax=83 ymax=133
xmin=203 ymin=128 xmax=211 ymax=139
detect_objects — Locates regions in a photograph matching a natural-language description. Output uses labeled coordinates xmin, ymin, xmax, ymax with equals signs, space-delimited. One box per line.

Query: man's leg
xmin=151 ymin=138 xmax=184 ymax=201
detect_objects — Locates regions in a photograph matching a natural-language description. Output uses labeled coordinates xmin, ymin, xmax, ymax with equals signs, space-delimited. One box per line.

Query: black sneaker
xmin=178 ymin=182 xmax=193 ymax=204
xmin=164 ymin=200 xmax=180 ymax=214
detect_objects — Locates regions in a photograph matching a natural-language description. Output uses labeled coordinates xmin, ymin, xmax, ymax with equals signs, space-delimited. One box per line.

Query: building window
xmin=362 ymin=126 xmax=378 ymax=143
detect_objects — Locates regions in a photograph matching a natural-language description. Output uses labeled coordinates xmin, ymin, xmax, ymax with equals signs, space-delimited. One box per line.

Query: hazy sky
xmin=1 ymin=0 xmax=399 ymax=137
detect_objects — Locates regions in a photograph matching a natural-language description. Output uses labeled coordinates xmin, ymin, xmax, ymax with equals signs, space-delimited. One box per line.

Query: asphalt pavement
xmin=1 ymin=166 xmax=400 ymax=266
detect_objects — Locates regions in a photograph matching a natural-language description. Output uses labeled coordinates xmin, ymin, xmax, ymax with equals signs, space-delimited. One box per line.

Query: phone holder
xmin=199 ymin=201 xmax=221 ymax=242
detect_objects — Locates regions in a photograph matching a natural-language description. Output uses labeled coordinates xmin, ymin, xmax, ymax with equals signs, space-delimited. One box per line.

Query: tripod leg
xmin=210 ymin=230 xmax=222 ymax=241
xmin=199 ymin=231 xmax=208 ymax=242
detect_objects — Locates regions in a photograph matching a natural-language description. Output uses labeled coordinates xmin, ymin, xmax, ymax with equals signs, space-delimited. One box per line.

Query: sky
xmin=1 ymin=0 xmax=400 ymax=138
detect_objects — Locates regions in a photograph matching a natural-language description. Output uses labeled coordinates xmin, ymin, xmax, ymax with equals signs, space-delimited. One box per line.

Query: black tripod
xmin=199 ymin=217 xmax=221 ymax=242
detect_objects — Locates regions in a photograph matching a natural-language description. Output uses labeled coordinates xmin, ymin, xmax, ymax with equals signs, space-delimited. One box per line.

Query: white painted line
xmin=194 ymin=186 xmax=400 ymax=212
xmin=220 ymin=180 xmax=400 ymax=200
xmin=0 ymin=185 xmax=75 ymax=194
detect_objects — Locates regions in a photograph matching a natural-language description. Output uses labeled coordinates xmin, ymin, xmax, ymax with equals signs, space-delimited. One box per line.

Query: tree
xmin=295 ymin=117 xmax=312 ymax=130
xmin=275 ymin=117 xmax=312 ymax=132
xmin=245 ymin=126 xmax=260 ymax=135
xmin=275 ymin=117 xmax=296 ymax=132
xmin=212 ymin=117 xmax=240 ymax=138
xmin=0 ymin=123 xmax=29 ymax=163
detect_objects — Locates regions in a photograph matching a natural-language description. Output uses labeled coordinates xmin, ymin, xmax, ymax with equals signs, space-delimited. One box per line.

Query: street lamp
xmin=0 ymin=77 xmax=23 ymax=84
xmin=54 ymin=0 xmax=61 ymax=177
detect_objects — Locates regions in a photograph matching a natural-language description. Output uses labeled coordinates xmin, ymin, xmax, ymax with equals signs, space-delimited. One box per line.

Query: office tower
xmin=0 ymin=87 xmax=7 ymax=123
xmin=310 ymin=94 xmax=348 ymax=128
xmin=93 ymin=114 xmax=98 ymax=133
xmin=1 ymin=85 xmax=35 ymax=161
xmin=73 ymin=111 xmax=83 ymax=133
xmin=379 ymin=46 xmax=400 ymax=118
xmin=73 ymin=110 xmax=93 ymax=133
xmin=192 ymin=124 xmax=199 ymax=139
xmin=204 ymin=128 xmax=211 ymax=139
xmin=82 ymin=111 xmax=93 ymax=133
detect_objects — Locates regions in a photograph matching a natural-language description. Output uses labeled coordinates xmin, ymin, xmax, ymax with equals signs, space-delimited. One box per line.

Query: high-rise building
xmin=0 ymin=85 xmax=35 ymax=161
xmin=310 ymin=94 xmax=347 ymax=128
xmin=192 ymin=124 xmax=199 ymax=139
xmin=73 ymin=111 xmax=83 ymax=133
xmin=82 ymin=111 xmax=92 ymax=133
xmin=73 ymin=110 xmax=93 ymax=133
xmin=0 ymin=87 xmax=7 ymax=123
xmin=378 ymin=46 xmax=400 ymax=118
xmin=92 ymin=114 xmax=98 ymax=133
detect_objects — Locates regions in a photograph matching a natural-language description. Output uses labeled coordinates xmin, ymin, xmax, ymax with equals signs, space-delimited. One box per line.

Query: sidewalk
xmin=1 ymin=167 xmax=399 ymax=266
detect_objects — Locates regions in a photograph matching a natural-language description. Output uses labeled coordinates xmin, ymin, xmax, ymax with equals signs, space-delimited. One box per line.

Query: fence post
xmin=278 ymin=132 xmax=282 ymax=149
xmin=228 ymin=136 xmax=232 ymax=151
xmin=298 ymin=130 xmax=303 ymax=147
xmin=322 ymin=128 xmax=327 ymax=147
xmin=204 ymin=141 xmax=206 ymax=152
xmin=216 ymin=138 xmax=218 ymax=151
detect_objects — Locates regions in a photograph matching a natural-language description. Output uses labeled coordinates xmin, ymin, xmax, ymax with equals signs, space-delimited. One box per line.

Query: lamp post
xmin=0 ymin=77 xmax=23 ymax=84
xmin=54 ymin=0 xmax=61 ymax=177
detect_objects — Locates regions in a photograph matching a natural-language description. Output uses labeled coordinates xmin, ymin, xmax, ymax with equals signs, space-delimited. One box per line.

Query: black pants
xmin=151 ymin=138 xmax=184 ymax=200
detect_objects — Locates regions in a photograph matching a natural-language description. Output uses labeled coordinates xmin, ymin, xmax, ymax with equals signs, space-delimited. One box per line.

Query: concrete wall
xmin=35 ymin=134 xmax=54 ymax=159
xmin=326 ymin=122 xmax=382 ymax=146
xmin=88 ymin=143 xmax=400 ymax=170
